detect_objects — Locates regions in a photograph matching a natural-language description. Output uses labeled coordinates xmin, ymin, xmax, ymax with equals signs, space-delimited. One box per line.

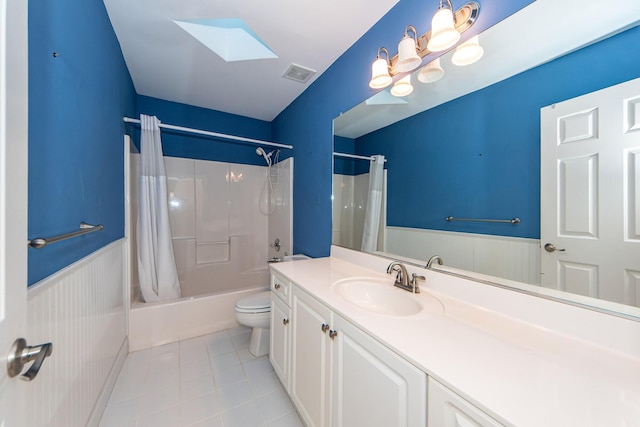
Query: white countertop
xmin=270 ymin=254 xmax=640 ymax=427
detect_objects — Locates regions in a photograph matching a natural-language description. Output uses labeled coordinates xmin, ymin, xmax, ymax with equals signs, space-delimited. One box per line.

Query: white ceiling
xmin=103 ymin=0 xmax=399 ymax=121
xmin=334 ymin=0 xmax=640 ymax=138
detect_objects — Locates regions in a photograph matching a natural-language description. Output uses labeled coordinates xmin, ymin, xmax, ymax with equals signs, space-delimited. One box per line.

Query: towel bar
xmin=28 ymin=222 xmax=104 ymax=249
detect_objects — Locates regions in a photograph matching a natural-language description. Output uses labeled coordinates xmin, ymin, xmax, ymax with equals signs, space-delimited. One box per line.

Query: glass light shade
xmin=396 ymin=35 xmax=421 ymax=73
xmin=417 ymin=58 xmax=444 ymax=83
xmin=369 ymin=57 xmax=392 ymax=89
xmin=390 ymin=75 xmax=413 ymax=97
xmin=451 ymin=35 xmax=484 ymax=66
xmin=427 ymin=8 xmax=460 ymax=52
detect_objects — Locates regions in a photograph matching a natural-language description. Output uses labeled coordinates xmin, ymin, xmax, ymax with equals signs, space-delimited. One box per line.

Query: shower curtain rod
xmin=123 ymin=117 xmax=293 ymax=150
xmin=333 ymin=152 xmax=387 ymax=162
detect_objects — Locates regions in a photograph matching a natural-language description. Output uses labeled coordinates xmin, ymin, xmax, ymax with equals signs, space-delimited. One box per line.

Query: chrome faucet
xmin=386 ymin=261 xmax=424 ymax=293
xmin=426 ymin=255 xmax=443 ymax=269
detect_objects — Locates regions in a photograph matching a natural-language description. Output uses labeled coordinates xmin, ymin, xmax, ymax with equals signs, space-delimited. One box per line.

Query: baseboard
xmin=86 ymin=337 xmax=129 ymax=427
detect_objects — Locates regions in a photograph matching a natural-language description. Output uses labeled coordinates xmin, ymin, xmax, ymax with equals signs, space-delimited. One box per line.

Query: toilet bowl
xmin=235 ymin=290 xmax=271 ymax=357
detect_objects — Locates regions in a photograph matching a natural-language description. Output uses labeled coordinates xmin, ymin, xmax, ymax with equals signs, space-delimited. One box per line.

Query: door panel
xmin=559 ymin=154 xmax=598 ymax=237
xmin=626 ymin=148 xmax=640 ymax=240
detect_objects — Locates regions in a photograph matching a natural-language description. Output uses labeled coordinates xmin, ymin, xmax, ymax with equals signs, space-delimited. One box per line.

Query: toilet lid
xmin=235 ymin=291 xmax=271 ymax=312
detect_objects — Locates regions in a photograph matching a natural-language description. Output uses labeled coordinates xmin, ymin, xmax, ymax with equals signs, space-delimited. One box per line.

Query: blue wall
xmin=333 ymin=136 xmax=356 ymax=175
xmin=136 ymin=96 xmax=280 ymax=166
xmin=334 ymin=136 xmax=373 ymax=176
xmin=272 ymin=0 xmax=534 ymax=257
xmin=355 ymin=25 xmax=640 ymax=239
xmin=28 ymin=0 xmax=137 ymax=285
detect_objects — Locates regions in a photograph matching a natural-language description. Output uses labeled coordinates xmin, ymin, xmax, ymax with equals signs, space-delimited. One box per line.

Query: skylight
xmin=174 ymin=18 xmax=277 ymax=62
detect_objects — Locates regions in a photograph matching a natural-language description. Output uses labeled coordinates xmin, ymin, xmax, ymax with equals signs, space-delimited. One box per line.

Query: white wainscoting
xmin=26 ymin=239 xmax=127 ymax=427
xmin=385 ymin=227 xmax=541 ymax=284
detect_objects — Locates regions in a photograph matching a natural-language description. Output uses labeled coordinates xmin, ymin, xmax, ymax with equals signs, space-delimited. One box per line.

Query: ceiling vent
xmin=282 ymin=64 xmax=316 ymax=84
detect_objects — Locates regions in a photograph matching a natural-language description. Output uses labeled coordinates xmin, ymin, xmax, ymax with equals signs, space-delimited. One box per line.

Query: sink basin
xmin=332 ymin=277 xmax=423 ymax=316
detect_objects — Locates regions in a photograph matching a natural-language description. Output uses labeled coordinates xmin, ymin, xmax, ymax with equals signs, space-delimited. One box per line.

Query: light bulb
xmin=391 ymin=75 xmax=413 ymax=97
xmin=418 ymin=58 xmax=444 ymax=83
xmin=369 ymin=57 xmax=392 ymax=89
xmin=451 ymin=35 xmax=484 ymax=66
xmin=427 ymin=7 xmax=460 ymax=52
xmin=396 ymin=34 xmax=421 ymax=73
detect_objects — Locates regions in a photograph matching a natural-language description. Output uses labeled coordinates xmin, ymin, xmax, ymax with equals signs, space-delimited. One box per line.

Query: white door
xmin=540 ymin=77 xmax=640 ymax=305
xmin=0 ymin=0 xmax=29 ymax=424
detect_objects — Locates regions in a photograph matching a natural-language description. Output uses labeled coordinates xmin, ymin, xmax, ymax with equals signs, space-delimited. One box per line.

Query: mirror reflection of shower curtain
xmin=361 ymin=155 xmax=385 ymax=252
xmin=137 ymin=114 xmax=182 ymax=302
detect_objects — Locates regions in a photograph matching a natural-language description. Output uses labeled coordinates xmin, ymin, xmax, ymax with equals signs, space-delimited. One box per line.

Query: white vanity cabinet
xmin=331 ymin=313 xmax=427 ymax=427
xmin=270 ymin=273 xmax=292 ymax=391
xmin=287 ymin=281 xmax=427 ymax=427
xmin=290 ymin=285 xmax=333 ymax=427
xmin=270 ymin=292 xmax=290 ymax=390
xmin=428 ymin=378 xmax=504 ymax=427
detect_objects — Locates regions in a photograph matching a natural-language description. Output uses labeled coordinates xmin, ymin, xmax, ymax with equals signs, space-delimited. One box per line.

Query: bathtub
xmin=128 ymin=255 xmax=309 ymax=351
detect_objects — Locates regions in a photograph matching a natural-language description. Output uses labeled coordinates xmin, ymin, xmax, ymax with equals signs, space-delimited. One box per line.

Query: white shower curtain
xmin=361 ymin=155 xmax=385 ymax=252
xmin=137 ymin=114 xmax=181 ymax=302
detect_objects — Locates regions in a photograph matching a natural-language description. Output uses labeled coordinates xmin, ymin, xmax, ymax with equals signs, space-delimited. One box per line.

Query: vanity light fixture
xmin=396 ymin=25 xmax=422 ymax=73
xmin=427 ymin=0 xmax=461 ymax=52
xmin=367 ymin=2 xmax=479 ymax=92
xmin=417 ymin=57 xmax=445 ymax=83
xmin=451 ymin=35 xmax=484 ymax=65
xmin=369 ymin=47 xmax=393 ymax=89
xmin=391 ymin=75 xmax=414 ymax=97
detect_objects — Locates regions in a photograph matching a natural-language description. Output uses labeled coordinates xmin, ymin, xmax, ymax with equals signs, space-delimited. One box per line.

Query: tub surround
xmin=269 ymin=246 xmax=640 ymax=426
xmin=128 ymin=286 xmax=267 ymax=352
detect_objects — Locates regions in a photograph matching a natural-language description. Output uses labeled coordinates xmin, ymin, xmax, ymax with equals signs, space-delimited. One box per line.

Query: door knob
xmin=7 ymin=338 xmax=53 ymax=381
xmin=321 ymin=323 xmax=330 ymax=333
xmin=544 ymin=243 xmax=566 ymax=253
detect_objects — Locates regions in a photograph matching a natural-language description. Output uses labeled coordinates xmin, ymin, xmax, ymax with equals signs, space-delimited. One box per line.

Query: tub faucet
xmin=426 ymin=255 xmax=443 ymax=269
xmin=386 ymin=261 xmax=423 ymax=293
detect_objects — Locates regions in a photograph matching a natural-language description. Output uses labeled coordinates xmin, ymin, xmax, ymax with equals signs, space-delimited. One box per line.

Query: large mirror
xmin=332 ymin=2 xmax=640 ymax=319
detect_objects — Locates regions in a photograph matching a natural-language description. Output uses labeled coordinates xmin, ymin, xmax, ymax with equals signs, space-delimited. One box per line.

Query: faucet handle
xmin=410 ymin=273 xmax=425 ymax=284
xmin=410 ymin=273 xmax=425 ymax=293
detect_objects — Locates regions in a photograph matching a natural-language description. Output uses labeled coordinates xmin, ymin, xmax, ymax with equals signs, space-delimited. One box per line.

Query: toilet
xmin=234 ymin=290 xmax=271 ymax=356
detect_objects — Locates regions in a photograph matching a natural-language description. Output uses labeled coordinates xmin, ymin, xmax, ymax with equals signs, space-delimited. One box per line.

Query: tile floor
xmin=100 ymin=326 xmax=303 ymax=427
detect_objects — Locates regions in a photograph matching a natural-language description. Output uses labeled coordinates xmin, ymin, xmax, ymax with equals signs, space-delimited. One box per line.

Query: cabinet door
xmin=428 ymin=378 xmax=504 ymax=427
xmin=270 ymin=293 xmax=290 ymax=391
xmin=291 ymin=286 xmax=333 ymax=427
xmin=331 ymin=314 xmax=427 ymax=427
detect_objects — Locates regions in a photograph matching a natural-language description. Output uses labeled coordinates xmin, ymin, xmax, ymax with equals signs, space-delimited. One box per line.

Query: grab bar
xmin=445 ymin=216 xmax=520 ymax=225
xmin=28 ymin=222 xmax=104 ymax=249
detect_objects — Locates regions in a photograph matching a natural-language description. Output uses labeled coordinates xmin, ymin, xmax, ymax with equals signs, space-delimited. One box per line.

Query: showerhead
xmin=256 ymin=147 xmax=273 ymax=166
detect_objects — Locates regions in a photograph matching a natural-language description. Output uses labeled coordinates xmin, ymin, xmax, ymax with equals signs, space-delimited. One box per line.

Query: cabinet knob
xmin=329 ymin=330 xmax=338 ymax=339
xmin=274 ymin=283 xmax=281 ymax=289
xmin=321 ymin=323 xmax=330 ymax=333
xmin=283 ymin=318 xmax=289 ymax=325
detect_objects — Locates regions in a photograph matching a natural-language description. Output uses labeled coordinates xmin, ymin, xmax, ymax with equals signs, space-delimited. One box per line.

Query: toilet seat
xmin=235 ymin=291 xmax=271 ymax=313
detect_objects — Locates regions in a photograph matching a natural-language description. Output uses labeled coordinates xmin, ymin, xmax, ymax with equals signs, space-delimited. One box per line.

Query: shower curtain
xmin=361 ymin=155 xmax=385 ymax=252
xmin=137 ymin=114 xmax=182 ymax=302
